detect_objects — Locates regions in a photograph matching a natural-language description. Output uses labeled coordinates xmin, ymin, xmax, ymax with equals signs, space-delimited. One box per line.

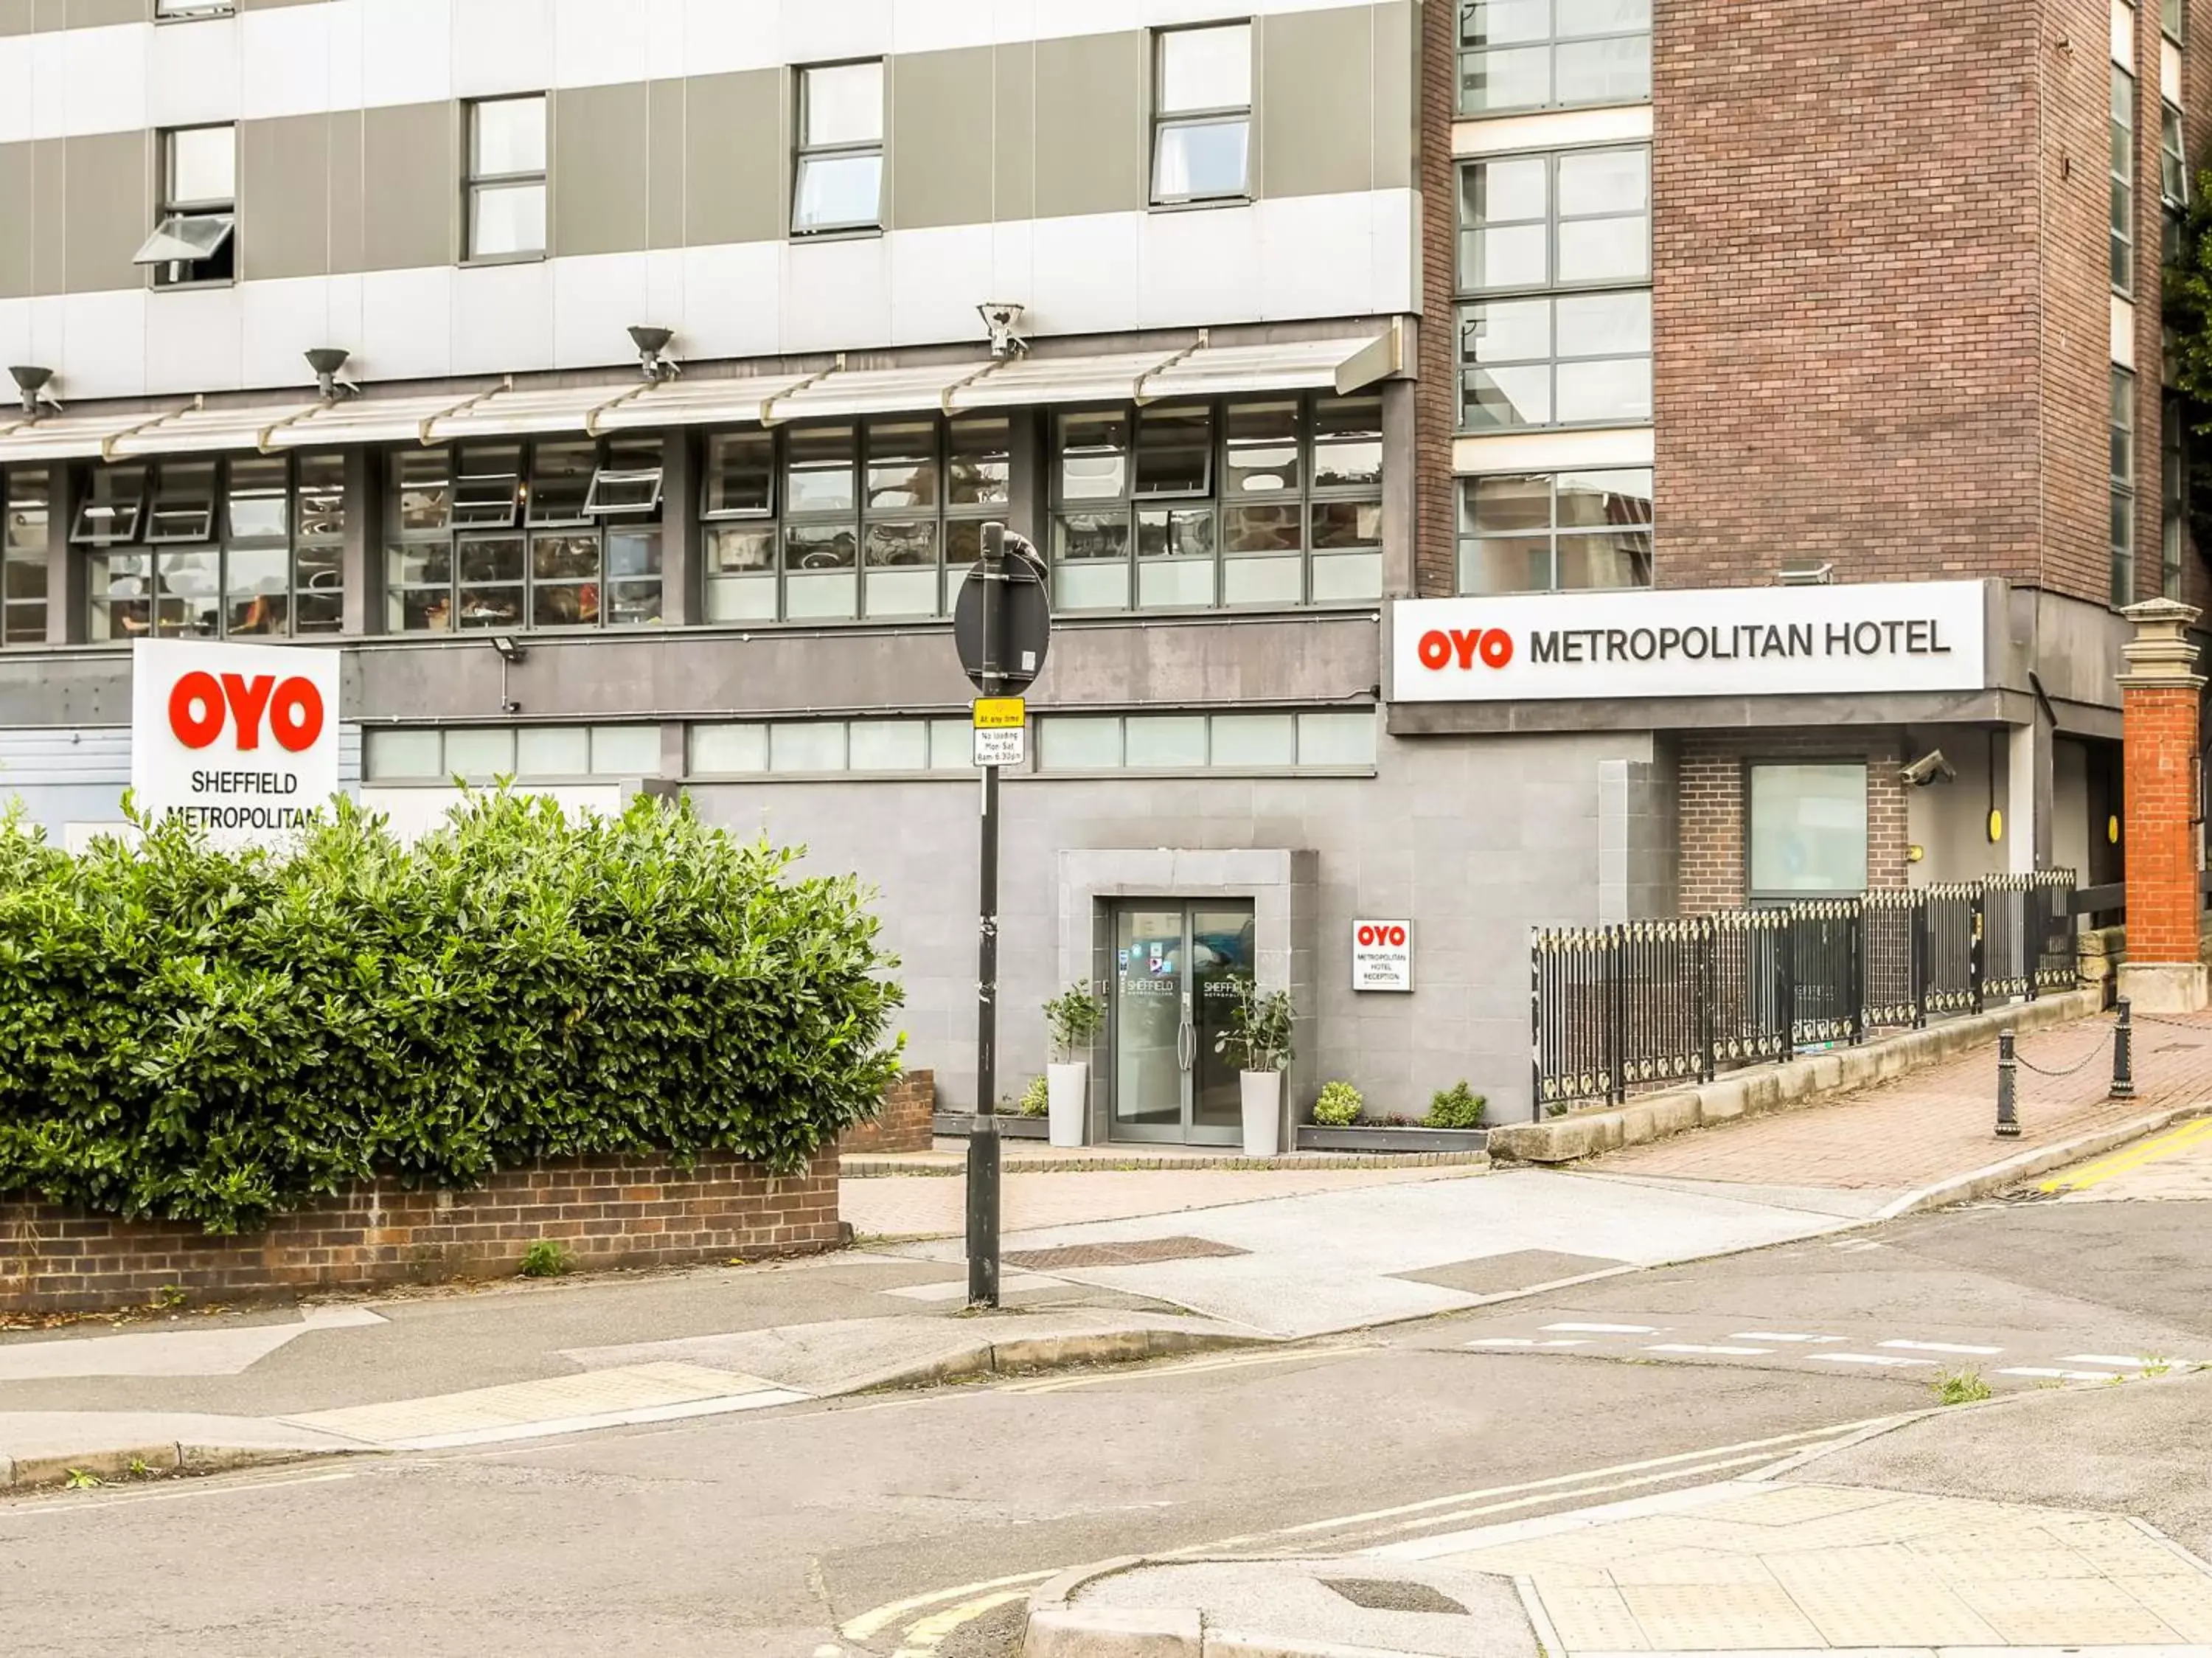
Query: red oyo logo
xmin=167 ymin=671 xmax=326 ymax=754
xmin=1357 ymin=924 xmax=1408 ymax=949
xmin=1416 ymin=627 xmax=1514 ymax=672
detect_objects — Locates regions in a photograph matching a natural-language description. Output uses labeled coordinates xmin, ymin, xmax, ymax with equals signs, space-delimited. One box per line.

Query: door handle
xmin=1178 ymin=994 xmax=1195 ymax=1071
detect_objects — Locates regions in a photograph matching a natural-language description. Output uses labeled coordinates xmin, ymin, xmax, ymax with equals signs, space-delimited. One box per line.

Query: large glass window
xmin=467 ymin=95 xmax=548 ymax=261
xmin=1152 ymin=23 xmax=1253 ymax=204
xmin=1458 ymin=0 xmax=1652 ymax=117
xmin=702 ymin=417 xmax=1007 ymax=622
xmin=793 ymin=61 xmax=885 ymax=235
xmin=2 ymin=469 xmax=47 ymax=645
xmin=1050 ymin=395 xmax=1384 ymax=612
xmin=1748 ymin=763 xmax=1869 ymax=898
xmin=2113 ymin=367 xmax=2138 ymax=609
xmin=1457 ymin=468 xmax=1652 ymax=593
xmin=2163 ymin=390 xmax=2185 ymax=601
xmin=2113 ymin=66 xmax=2137 ymax=294
xmin=138 ymin=124 xmax=236 ymax=287
xmin=1458 ymin=291 xmax=1652 ymax=429
xmin=75 ymin=455 xmax=344 ymax=640
xmin=1458 ymin=148 xmax=1649 ymax=292
xmin=386 ymin=437 xmax=661 ymax=632
xmin=364 ymin=724 xmax=662 ymax=783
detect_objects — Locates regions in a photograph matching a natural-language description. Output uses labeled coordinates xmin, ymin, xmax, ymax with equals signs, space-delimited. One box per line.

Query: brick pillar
xmin=2117 ymin=599 xmax=2208 ymax=1012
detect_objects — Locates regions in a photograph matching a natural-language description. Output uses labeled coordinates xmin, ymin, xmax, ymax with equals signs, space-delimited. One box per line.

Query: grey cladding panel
xmin=553 ymin=82 xmax=650 ymax=257
xmin=240 ymin=111 xmax=332 ymax=281
xmin=1262 ymin=7 xmax=1377 ymax=199
xmin=890 ymin=47 xmax=994 ymax=232
xmin=1032 ymin=30 xmax=1147 ymax=219
xmin=684 ymin=69 xmax=783 ymax=247
xmin=327 ymin=110 xmax=364 ymax=274
xmin=993 ymin=41 xmax=1034 ymax=221
xmin=0 ymin=142 xmax=30 ymax=297
xmin=65 ymin=0 xmax=144 ymax=24
xmin=29 ymin=138 xmax=60 ymax=295
xmin=648 ymin=78 xmax=686 ymax=250
xmin=1370 ymin=0 xmax=1413 ymax=192
xmin=361 ymin=101 xmax=455 ymax=273
xmin=0 ymin=1 xmax=30 ymax=35
xmin=63 ymin=130 xmax=147 ymax=295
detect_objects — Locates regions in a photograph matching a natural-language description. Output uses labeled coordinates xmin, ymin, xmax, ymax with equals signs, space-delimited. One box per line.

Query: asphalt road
xmin=5 ymin=1195 xmax=2208 ymax=1658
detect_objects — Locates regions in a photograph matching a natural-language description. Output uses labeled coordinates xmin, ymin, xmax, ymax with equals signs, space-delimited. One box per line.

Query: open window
xmin=70 ymin=466 xmax=148 ymax=545
xmin=451 ymin=447 xmax=523 ymax=527
xmin=137 ymin=126 xmax=235 ymax=287
xmin=525 ymin=441 xmax=595 ymax=525
xmin=145 ymin=462 xmax=218 ymax=544
xmin=585 ymin=439 xmax=664 ymax=516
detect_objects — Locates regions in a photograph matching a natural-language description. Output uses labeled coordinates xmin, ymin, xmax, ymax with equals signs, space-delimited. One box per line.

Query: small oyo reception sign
xmin=1352 ymin=919 xmax=1413 ymax=993
xmin=131 ymin=639 xmax=341 ymax=847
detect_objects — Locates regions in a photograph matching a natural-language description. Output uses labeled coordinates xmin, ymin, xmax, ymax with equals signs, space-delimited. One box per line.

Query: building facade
xmin=0 ymin=0 xmax=2198 ymax=1134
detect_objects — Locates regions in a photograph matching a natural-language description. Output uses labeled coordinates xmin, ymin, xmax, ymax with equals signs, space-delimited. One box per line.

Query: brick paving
xmin=841 ymin=1165 xmax=1470 ymax=1241
xmin=1590 ymin=1010 xmax=2212 ymax=1193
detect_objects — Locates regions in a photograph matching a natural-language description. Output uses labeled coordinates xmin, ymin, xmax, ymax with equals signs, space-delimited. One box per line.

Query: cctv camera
xmin=1900 ymin=750 xmax=1957 ymax=787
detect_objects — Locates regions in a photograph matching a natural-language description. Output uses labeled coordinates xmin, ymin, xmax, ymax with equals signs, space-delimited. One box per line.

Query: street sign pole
xmin=967 ymin=524 xmax=1006 ymax=1308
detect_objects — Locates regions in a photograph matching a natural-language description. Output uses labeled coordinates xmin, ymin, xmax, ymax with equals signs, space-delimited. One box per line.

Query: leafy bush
xmin=1312 ymin=1081 xmax=1363 ymax=1128
xmin=518 ymin=1240 xmax=573 ymax=1278
xmin=1015 ymin=1075 xmax=1050 ymax=1117
xmin=1425 ymin=1081 xmax=1486 ymax=1130
xmin=1043 ymin=982 xmax=1105 ymax=1063
xmin=0 ymin=791 xmax=904 ymax=1234
xmin=1214 ymin=977 xmax=1295 ymax=1072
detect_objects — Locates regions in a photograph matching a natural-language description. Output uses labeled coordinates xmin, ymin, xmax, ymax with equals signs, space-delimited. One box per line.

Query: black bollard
xmin=1995 ymin=1029 xmax=2020 ymax=1139
xmin=2111 ymin=997 xmax=2135 ymax=1100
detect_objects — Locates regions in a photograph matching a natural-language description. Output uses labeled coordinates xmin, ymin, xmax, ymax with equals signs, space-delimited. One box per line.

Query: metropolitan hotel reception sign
xmin=1391 ymin=581 xmax=1988 ymax=703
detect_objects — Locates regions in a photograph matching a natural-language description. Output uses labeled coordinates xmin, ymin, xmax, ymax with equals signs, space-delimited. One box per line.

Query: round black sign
xmin=953 ymin=534 xmax=1051 ymax=694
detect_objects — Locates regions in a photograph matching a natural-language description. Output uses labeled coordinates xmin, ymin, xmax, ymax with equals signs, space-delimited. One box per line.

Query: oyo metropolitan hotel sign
xmin=131 ymin=639 xmax=341 ymax=848
xmin=1391 ymin=581 xmax=1987 ymax=703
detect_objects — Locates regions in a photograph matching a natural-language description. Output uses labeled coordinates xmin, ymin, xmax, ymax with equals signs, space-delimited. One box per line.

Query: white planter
xmin=1239 ymin=1069 xmax=1281 ymax=1157
xmin=1046 ymin=1061 xmax=1089 ymax=1148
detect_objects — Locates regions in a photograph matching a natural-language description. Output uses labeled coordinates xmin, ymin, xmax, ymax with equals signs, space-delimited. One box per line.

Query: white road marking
xmin=1877 ymin=1339 xmax=2004 ymax=1356
xmin=1464 ymin=1338 xmax=1590 ymax=1350
xmin=1645 ymin=1344 xmax=1773 ymax=1356
xmin=1731 ymin=1331 xmax=1846 ymax=1344
xmin=1812 ymin=1352 xmax=1935 ymax=1367
xmin=1997 ymin=1367 xmax=2121 ymax=1381
xmin=2060 ymin=1353 xmax=2189 ymax=1368
xmin=1540 ymin=1322 xmax=1658 ymax=1334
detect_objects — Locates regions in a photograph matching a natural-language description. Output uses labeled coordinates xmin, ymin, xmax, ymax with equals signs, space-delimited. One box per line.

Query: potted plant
xmin=1042 ymin=982 xmax=1105 ymax=1148
xmin=1214 ymin=975 xmax=1295 ymax=1156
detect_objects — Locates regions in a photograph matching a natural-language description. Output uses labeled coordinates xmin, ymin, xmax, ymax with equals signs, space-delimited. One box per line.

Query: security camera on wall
xmin=1901 ymin=750 xmax=1958 ymax=787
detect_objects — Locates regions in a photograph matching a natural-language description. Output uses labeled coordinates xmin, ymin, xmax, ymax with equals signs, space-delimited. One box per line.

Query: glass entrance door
xmin=1110 ymin=901 xmax=1258 ymax=1144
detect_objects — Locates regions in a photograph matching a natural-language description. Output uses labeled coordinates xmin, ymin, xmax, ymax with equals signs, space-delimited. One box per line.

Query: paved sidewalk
xmin=1586 ymin=1009 xmax=2212 ymax=1205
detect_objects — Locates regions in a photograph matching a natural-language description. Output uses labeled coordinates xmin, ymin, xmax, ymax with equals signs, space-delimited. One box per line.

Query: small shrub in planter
xmin=1015 ymin=1075 xmax=1051 ymax=1117
xmin=1425 ymin=1081 xmax=1486 ymax=1130
xmin=1312 ymin=1081 xmax=1364 ymax=1128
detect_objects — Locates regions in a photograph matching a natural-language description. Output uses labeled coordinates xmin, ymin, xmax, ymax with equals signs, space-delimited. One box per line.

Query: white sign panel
xmin=1352 ymin=919 xmax=1413 ymax=993
xmin=973 ymin=725 xmax=1026 ymax=767
xmin=1392 ymin=581 xmax=1986 ymax=704
xmin=131 ymin=639 xmax=341 ymax=848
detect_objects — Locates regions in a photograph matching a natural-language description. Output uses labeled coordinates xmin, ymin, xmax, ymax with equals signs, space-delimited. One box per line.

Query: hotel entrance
xmin=1107 ymin=901 xmax=1256 ymax=1144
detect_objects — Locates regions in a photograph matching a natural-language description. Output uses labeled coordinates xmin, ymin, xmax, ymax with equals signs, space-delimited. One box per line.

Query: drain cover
xmin=1005 ymin=1235 xmax=1247 ymax=1270
xmin=1321 ymin=1579 xmax=1469 ymax=1616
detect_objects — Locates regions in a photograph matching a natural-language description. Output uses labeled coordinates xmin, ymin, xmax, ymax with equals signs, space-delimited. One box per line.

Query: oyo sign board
xmin=1392 ymin=581 xmax=1986 ymax=704
xmin=1352 ymin=919 xmax=1413 ymax=993
xmin=131 ymin=639 xmax=340 ymax=848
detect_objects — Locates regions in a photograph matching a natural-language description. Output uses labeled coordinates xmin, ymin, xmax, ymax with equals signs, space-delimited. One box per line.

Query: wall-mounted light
xmin=627 ymin=325 xmax=681 ymax=384
xmin=490 ymin=634 xmax=526 ymax=714
xmin=305 ymin=347 xmax=361 ymax=400
xmin=8 ymin=365 xmax=60 ymax=420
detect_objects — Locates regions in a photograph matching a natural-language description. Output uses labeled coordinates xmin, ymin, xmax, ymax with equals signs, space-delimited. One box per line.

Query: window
xmin=1152 ymin=23 xmax=1253 ymax=205
xmin=1050 ymin=395 xmax=1384 ymax=612
xmin=365 ymin=724 xmax=661 ymax=784
xmin=2 ymin=470 xmax=48 ymax=646
xmin=1457 ymin=468 xmax=1652 ymax=592
xmin=1457 ymin=148 xmax=1651 ymax=434
xmin=467 ymin=96 xmax=547 ymax=261
xmin=1037 ymin=710 xmax=1377 ymax=773
xmin=2164 ymin=391 xmax=2185 ymax=600
xmin=387 ymin=437 xmax=662 ymax=632
xmin=2163 ymin=103 xmax=2189 ymax=263
xmin=692 ymin=718 xmax=970 ymax=776
xmin=77 ymin=455 xmax=344 ymax=640
xmin=2113 ymin=367 xmax=2138 ymax=609
xmin=793 ymin=62 xmax=884 ymax=235
xmin=2113 ymin=66 xmax=2137 ymax=294
xmin=2165 ymin=0 xmax=2185 ymax=42
xmin=1747 ymin=763 xmax=1868 ymax=899
xmin=701 ymin=416 xmax=1008 ymax=622
xmin=155 ymin=0 xmax=234 ymax=15
xmin=1458 ymin=0 xmax=1652 ymax=117
xmin=137 ymin=125 xmax=235 ymax=287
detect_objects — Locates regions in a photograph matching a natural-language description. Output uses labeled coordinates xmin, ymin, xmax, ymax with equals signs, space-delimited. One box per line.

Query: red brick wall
xmin=1415 ymin=0 xmax=1458 ymax=598
xmin=838 ymin=1070 xmax=936 ymax=1155
xmin=0 ymin=1154 xmax=843 ymax=1316
xmin=1678 ymin=730 xmax=1910 ymax=913
xmin=1650 ymin=1 xmax=2053 ymax=594
xmin=2122 ymin=684 xmax=2203 ymax=959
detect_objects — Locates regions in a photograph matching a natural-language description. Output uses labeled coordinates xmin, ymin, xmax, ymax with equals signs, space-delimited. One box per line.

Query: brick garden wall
xmin=1678 ymin=729 xmax=1910 ymax=913
xmin=2121 ymin=684 xmax=2202 ymax=961
xmin=0 ymin=1152 xmax=843 ymax=1315
xmin=837 ymin=1069 xmax=936 ymax=1155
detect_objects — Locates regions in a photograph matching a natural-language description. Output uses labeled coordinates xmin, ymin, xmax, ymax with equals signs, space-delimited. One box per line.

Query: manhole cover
xmin=1321 ymin=1578 xmax=1468 ymax=1616
xmin=1005 ymin=1236 xmax=1247 ymax=1270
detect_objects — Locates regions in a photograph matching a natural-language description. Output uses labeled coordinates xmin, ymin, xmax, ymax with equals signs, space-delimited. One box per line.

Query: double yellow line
xmin=2041 ymin=1115 xmax=2212 ymax=1195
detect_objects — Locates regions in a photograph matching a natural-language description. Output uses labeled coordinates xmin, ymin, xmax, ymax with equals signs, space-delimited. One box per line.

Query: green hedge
xmin=0 ymin=793 xmax=903 ymax=1233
